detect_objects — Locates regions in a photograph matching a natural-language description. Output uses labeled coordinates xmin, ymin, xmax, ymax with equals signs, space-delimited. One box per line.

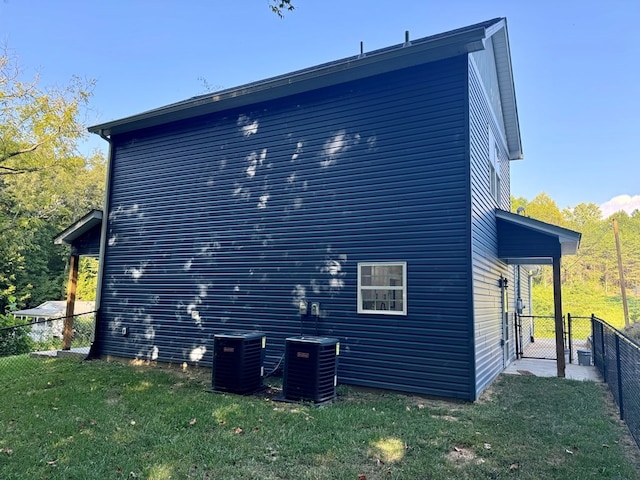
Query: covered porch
xmin=496 ymin=209 xmax=582 ymax=377
xmin=53 ymin=209 xmax=103 ymax=350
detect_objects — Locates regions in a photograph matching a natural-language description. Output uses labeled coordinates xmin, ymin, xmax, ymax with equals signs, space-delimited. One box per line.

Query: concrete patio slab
xmin=503 ymin=358 xmax=602 ymax=382
xmin=30 ymin=346 xmax=90 ymax=359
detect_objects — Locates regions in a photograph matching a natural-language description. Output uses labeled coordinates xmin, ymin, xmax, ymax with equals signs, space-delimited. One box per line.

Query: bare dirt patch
xmin=476 ymin=383 xmax=496 ymax=403
xmin=446 ymin=446 xmax=476 ymax=466
xmin=431 ymin=414 xmax=459 ymax=422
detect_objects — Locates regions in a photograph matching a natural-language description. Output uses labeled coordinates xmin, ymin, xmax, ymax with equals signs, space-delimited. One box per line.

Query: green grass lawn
xmin=526 ymin=315 xmax=593 ymax=341
xmin=0 ymin=356 xmax=638 ymax=480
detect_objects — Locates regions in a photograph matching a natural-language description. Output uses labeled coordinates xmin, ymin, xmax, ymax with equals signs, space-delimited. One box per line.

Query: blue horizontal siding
xmin=72 ymin=227 xmax=101 ymax=257
xmin=99 ymin=55 xmax=474 ymax=399
xmin=468 ymin=56 xmax=512 ymax=400
xmin=497 ymin=219 xmax=561 ymax=258
xmin=470 ymin=37 xmax=506 ymax=141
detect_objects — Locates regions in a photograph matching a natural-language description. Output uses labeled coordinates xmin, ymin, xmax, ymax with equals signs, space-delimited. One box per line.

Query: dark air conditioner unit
xmin=283 ymin=336 xmax=339 ymax=403
xmin=212 ymin=331 xmax=266 ymax=394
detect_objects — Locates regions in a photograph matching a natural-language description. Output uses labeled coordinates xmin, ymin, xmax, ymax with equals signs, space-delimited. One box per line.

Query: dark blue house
xmin=81 ymin=18 xmax=580 ymax=401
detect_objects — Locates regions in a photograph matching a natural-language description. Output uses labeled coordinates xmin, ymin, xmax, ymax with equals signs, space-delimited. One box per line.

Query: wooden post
xmin=553 ymin=256 xmax=566 ymax=377
xmin=613 ymin=219 xmax=630 ymax=327
xmin=62 ymin=254 xmax=79 ymax=350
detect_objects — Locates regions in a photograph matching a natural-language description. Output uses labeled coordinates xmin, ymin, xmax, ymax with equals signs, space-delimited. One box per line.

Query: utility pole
xmin=613 ymin=218 xmax=630 ymax=327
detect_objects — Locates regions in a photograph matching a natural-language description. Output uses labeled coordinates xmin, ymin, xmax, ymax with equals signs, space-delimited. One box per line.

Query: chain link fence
xmin=566 ymin=314 xmax=593 ymax=364
xmin=516 ymin=314 xmax=593 ymax=363
xmin=592 ymin=315 xmax=640 ymax=449
xmin=0 ymin=312 xmax=95 ymax=372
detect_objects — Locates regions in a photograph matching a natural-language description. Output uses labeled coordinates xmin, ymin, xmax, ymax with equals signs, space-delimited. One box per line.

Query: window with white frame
xmin=488 ymin=128 xmax=501 ymax=203
xmin=357 ymin=262 xmax=407 ymax=315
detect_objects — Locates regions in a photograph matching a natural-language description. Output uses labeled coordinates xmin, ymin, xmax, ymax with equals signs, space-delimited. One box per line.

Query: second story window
xmin=489 ymin=128 xmax=501 ymax=204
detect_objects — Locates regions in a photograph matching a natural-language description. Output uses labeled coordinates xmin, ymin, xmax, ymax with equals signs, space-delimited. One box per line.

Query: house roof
xmin=54 ymin=209 xmax=103 ymax=245
xmin=13 ymin=301 xmax=96 ymax=319
xmin=89 ymin=18 xmax=522 ymax=159
xmin=496 ymin=209 xmax=582 ymax=265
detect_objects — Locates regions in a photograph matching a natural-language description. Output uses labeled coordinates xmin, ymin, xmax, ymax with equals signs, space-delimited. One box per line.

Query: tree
xmin=522 ymin=193 xmax=565 ymax=226
xmin=0 ymin=48 xmax=94 ymax=178
xmin=563 ymin=202 xmax=602 ymax=229
xmin=0 ymin=50 xmax=104 ymax=312
xmin=510 ymin=195 xmax=528 ymax=213
xmin=562 ymin=203 xmax=613 ymax=288
xmin=513 ymin=193 xmax=566 ymax=289
xmin=76 ymin=257 xmax=99 ymax=301
xmin=0 ymin=295 xmax=32 ymax=357
xmin=518 ymin=192 xmax=640 ymax=326
xmin=0 ymin=152 xmax=105 ymax=311
xmin=2 ymin=151 xmax=105 ymax=229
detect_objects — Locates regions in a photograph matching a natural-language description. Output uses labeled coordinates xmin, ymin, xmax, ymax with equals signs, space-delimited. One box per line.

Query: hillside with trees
xmin=511 ymin=193 xmax=640 ymax=328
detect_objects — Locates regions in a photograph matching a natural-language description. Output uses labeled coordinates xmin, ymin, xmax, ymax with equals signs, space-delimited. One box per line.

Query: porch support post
xmin=552 ymin=255 xmax=565 ymax=377
xmin=62 ymin=253 xmax=79 ymax=350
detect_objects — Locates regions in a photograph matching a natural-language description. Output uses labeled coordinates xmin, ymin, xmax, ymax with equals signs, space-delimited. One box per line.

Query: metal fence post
xmin=600 ymin=316 xmax=607 ymax=383
xmin=615 ymin=335 xmax=624 ymax=420
xmin=514 ymin=313 xmax=520 ymax=359
xmin=567 ymin=313 xmax=573 ymax=364
xmin=591 ymin=314 xmax=596 ymax=368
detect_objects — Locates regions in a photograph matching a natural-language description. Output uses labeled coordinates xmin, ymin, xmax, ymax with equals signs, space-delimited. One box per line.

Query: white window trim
xmin=489 ymin=127 xmax=501 ymax=203
xmin=357 ymin=262 xmax=407 ymax=316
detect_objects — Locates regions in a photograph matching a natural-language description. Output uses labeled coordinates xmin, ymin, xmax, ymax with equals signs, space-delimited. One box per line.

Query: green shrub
xmin=0 ymin=314 xmax=33 ymax=357
xmin=73 ymin=315 xmax=95 ymax=346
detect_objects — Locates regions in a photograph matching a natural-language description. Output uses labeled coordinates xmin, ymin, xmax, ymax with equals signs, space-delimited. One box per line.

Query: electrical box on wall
xmin=212 ymin=331 xmax=266 ymax=394
xmin=283 ymin=336 xmax=339 ymax=404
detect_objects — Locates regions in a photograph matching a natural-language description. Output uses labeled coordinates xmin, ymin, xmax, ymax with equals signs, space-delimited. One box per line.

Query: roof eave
xmin=54 ymin=210 xmax=103 ymax=245
xmin=489 ymin=19 xmax=523 ymax=160
xmin=496 ymin=209 xmax=582 ymax=256
xmin=89 ymin=21 xmax=500 ymax=137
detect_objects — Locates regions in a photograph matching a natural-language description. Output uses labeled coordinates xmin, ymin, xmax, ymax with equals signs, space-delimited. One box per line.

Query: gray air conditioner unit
xmin=213 ymin=331 xmax=266 ymax=394
xmin=283 ymin=336 xmax=339 ymax=403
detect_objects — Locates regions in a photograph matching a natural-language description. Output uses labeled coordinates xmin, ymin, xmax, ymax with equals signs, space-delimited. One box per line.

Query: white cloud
xmin=600 ymin=194 xmax=640 ymax=218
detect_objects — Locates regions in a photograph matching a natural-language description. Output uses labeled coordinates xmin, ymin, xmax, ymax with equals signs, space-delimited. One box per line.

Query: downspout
xmin=87 ymin=129 xmax=113 ymax=359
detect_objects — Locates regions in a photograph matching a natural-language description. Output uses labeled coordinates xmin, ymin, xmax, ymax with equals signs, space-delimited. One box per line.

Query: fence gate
xmin=515 ymin=314 xmax=592 ymax=364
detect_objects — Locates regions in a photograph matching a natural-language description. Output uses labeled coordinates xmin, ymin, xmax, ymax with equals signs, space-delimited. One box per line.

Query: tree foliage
xmin=0 ymin=296 xmax=32 ymax=357
xmin=513 ymin=193 xmax=640 ymax=326
xmin=76 ymin=257 xmax=100 ymax=301
xmin=269 ymin=0 xmax=295 ymax=17
xmin=0 ymin=48 xmax=93 ymax=177
xmin=0 ymin=50 xmax=104 ymax=313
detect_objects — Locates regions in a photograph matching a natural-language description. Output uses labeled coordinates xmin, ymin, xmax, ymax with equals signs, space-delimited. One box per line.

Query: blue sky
xmin=1 ymin=0 xmax=638 ymax=215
